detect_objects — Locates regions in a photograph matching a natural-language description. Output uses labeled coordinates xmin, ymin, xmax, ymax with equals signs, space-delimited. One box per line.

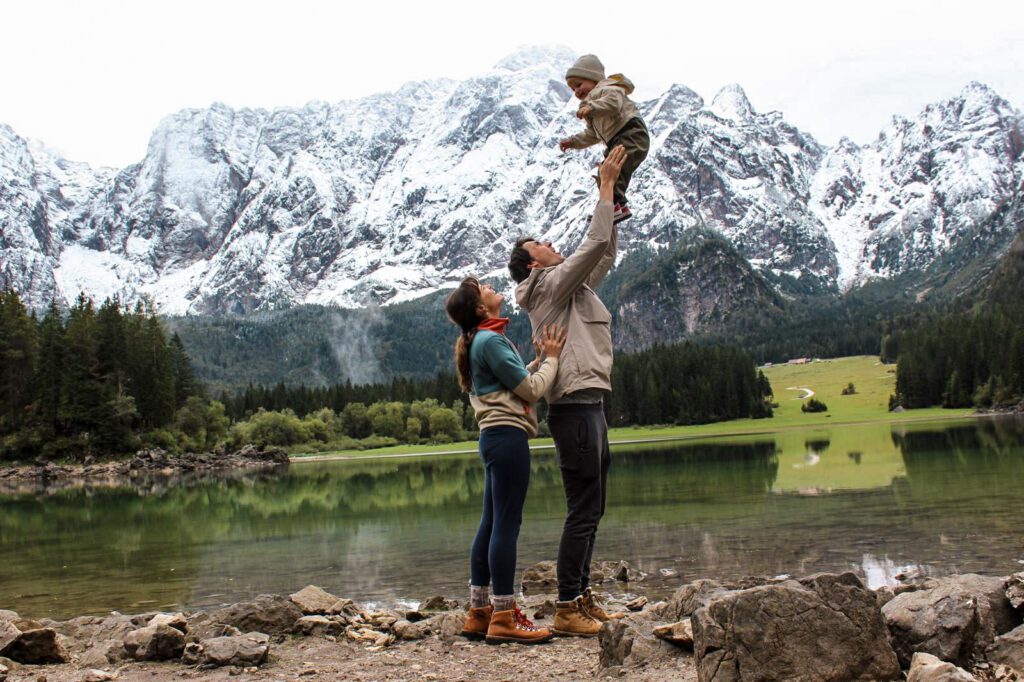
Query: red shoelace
xmin=513 ymin=607 xmax=540 ymax=631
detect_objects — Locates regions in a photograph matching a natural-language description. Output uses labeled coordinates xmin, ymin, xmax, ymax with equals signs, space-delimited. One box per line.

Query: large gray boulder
xmin=693 ymin=572 xmax=900 ymax=681
xmin=906 ymin=652 xmax=979 ymax=682
xmin=882 ymin=574 xmax=1021 ymax=667
xmin=210 ymin=594 xmax=303 ymax=635
xmin=986 ymin=623 xmax=1024 ymax=672
xmin=123 ymin=622 xmax=186 ymax=661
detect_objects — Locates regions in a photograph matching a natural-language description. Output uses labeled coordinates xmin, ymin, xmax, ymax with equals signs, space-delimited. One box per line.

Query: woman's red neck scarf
xmin=476 ymin=317 xmax=510 ymax=334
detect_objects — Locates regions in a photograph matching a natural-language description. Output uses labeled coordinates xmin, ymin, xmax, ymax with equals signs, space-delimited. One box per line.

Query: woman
xmin=445 ymin=277 xmax=566 ymax=645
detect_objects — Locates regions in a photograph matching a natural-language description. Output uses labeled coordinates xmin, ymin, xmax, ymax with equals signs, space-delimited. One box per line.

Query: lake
xmin=2 ymin=416 xmax=1022 ymax=620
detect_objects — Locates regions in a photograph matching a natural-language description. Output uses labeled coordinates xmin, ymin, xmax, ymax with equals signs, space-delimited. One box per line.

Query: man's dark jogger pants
xmin=548 ymin=402 xmax=611 ymax=602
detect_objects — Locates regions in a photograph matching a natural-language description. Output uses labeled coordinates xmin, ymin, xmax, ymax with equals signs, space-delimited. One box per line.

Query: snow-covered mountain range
xmin=2 ymin=45 xmax=1022 ymax=315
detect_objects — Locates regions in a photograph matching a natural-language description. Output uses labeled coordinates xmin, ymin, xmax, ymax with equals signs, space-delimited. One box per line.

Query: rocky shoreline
xmin=0 ymin=446 xmax=289 ymax=495
xmin=1 ymin=565 xmax=1022 ymax=681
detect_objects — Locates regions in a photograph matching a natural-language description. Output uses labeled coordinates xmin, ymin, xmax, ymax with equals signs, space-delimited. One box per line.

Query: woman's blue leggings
xmin=470 ymin=425 xmax=532 ymax=595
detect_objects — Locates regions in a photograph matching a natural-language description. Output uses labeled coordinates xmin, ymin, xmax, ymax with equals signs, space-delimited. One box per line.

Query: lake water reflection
xmin=2 ymin=416 xmax=1022 ymax=619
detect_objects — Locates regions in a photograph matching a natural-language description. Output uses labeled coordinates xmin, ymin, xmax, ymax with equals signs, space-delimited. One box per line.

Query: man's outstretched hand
xmin=598 ymin=145 xmax=626 ymax=201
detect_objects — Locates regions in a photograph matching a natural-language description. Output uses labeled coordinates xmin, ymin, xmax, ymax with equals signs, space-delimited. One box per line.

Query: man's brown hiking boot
xmin=485 ymin=607 xmax=554 ymax=645
xmin=552 ymin=596 xmax=602 ymax=637
xmin=582 ymin=587 xmax=625 ymax=622
xmin=461 ymin=604 xmax=493 ymax=640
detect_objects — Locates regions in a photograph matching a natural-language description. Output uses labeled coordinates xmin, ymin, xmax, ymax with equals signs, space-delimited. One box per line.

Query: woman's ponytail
xmin=445 ymin=278 xmax=485 ymax=393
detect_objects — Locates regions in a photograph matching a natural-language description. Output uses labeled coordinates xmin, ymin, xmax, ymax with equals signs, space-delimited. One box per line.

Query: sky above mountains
xmin=4 ymin=0 xmax=1022 ymax=168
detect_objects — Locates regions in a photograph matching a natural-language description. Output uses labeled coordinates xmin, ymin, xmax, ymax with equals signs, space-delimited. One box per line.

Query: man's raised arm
xmin=539 ymin=145 xmax=626 ymax=308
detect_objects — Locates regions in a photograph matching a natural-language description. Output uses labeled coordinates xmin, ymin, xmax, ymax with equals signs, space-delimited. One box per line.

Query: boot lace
xmin=513 ymin=606 xmax=540 ymax=631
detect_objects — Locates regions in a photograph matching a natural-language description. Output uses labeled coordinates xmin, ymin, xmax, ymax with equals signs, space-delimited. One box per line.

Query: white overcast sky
xmin=4 ymin=0 xmax=1022 ymax=168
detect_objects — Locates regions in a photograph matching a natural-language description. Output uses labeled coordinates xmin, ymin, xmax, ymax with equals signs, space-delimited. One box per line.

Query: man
xmin=506 ymin=145 xmax=627 ymax=637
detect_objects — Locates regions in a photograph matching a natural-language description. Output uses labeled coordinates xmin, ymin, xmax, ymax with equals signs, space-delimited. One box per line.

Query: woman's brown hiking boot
xmin=582 ymin=587 xmax=625 ymax=622
xmin=552 ymin=596 xmax=602 ymax=637
xmin=485 ymin=607 xmax=554 ymax=645
xmin=461 ymin=604 xmax=493 ymax=640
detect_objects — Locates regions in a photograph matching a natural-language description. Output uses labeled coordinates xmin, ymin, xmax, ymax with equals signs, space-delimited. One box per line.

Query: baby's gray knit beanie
xmin=565 ymin=54 xmax=605 ymax=83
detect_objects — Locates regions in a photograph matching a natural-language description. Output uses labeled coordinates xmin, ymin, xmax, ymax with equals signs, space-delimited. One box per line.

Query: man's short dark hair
xmin=508 ymin=236 xmax=535 ymax=284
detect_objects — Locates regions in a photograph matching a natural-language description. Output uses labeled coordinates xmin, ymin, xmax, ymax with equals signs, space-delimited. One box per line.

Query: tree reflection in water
xmin=2 ymin=417 xmax=1022 ymax=620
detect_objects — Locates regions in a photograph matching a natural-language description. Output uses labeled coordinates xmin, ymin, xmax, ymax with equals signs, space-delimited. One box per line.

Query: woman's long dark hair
xmin=445 ymin=278 xmax=485 ymax=392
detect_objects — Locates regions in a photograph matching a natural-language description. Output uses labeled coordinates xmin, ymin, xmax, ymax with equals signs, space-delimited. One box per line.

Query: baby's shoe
xmin=613 ymin=204 xmax=632 ymax=223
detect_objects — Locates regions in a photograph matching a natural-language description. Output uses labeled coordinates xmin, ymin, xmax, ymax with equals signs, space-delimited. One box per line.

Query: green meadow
xmin=293 ymin=356 xmax=976 ymax=460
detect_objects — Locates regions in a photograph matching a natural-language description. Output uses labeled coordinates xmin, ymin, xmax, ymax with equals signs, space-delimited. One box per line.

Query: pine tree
xmin=0 ymin=291 xmax=38 ymax=433
xmin=169 ymin=333 xmax=199 ymax=408
xmin=61 ymin=293 xmax=105 ymax=448
xmin=35 ymin=300 xmax=65 ymax=438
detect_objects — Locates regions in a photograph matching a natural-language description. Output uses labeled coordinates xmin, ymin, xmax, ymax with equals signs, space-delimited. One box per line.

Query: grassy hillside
xmin=295 ymin=356 xmax=973 ymax=459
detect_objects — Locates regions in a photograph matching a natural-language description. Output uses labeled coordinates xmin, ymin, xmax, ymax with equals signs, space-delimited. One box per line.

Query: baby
xmin=559 ymin=54 xmax=650 ymax=223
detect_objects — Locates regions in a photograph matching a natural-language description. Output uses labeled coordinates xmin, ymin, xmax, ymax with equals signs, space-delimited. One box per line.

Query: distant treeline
xmin=608 ymin=343 xmax=774 ymax=425
xmin=225 ymin=340 xmax=774 ymax=428
xmin=892 ymin=234 xmax=1024 ymax=409
xmin=894 ymin=306 xmax=1024 ymax=408
xmin=0 ymin=292 xmax=203 ymax=460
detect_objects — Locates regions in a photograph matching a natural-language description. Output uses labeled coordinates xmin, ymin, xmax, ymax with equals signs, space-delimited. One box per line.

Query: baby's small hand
xmin=558 ymin=139 xmax=572 ymax=152
xmin=576 ymin=104 xmax=592 ymax=119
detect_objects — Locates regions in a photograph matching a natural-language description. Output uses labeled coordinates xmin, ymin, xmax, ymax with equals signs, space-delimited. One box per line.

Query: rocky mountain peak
xmin=1 ymin=50 xmax=1020 ymax=323
xmin=710 ymin=84 xmax=754 ymax=121
xmin=493 ymin=45 xmax=577 ymax=73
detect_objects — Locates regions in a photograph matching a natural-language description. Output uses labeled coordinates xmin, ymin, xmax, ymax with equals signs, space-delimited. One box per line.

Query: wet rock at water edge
xmin=123 ymin=622 xmax=186 ymax=661
xmin=625 ymin=596 xmax=648 ymax=611
xmin=419 ymin=596 xmax=459 ymax=612
xmin=290 ymin=585 xmax=342 ymax=615
xmin=986 ymin=624 xmax=1024 ymax=673
xmin=592 ymin=560 xmax=646 ymax=584
xmin=521 ymin=561 xmax=557 ymax=592
xmin=882 ymin=574 xmax=1021 ymax=667
xmin=209 ymin=594 xmax=303 ymax=635
xmin=693 ymin=572 xmax=900 ymax=681
xmin=906 ymin=652 xmax=979 ymax=681
xmin=147 ymin=612 xmax=187 ymax=633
